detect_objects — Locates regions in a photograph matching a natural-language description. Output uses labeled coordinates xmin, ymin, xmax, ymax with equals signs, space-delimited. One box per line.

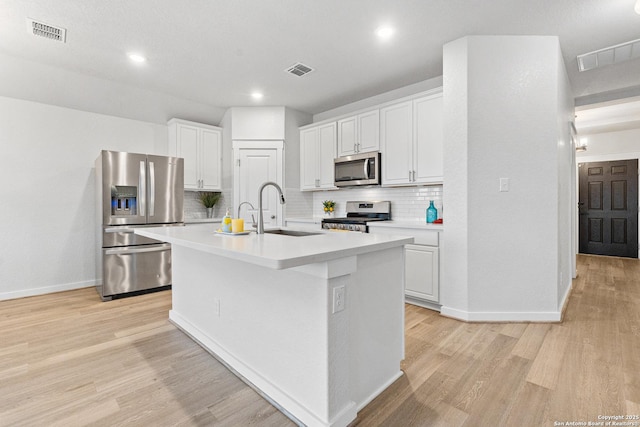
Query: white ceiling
xmin=1 ymin=0 xmax=640 ymax=126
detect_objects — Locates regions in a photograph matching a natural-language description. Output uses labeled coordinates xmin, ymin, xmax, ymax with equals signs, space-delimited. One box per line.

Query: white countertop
xmin=367 ymin=220 xmax=444 ymax=231
xmin=136 ymin=224 xmax=413 ymax=270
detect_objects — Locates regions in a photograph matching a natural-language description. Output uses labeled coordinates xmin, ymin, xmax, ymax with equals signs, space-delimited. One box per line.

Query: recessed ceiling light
xmin=251 ymin=92 xmax=264 ymax=100
xmin=375 ymin=26 xmax=395 ymax=41
xmin=128 ymin=53 xmax=146 ymax=63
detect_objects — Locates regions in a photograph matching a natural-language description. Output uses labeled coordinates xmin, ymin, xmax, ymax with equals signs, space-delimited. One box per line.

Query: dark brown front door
xmin=578 ymin=159 xmax=638 ymax=258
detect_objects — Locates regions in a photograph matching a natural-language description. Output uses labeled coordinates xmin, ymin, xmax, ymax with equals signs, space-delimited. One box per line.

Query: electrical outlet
xmin=333 ymin=286 xmax=345 ymax=314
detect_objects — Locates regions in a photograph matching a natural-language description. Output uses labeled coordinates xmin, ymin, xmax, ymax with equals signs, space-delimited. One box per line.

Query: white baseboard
xmin=440 ymin=305 xmax=562 ymax=322
xmin=405 ymin=296 xmax=442 ymax=312
xmin=0 ymin=280 xmax=95 ymax=301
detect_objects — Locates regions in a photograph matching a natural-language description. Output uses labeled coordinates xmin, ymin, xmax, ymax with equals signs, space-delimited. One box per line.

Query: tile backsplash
xmin=310 ymin=185 xmax=443 ymax=221
xmin=184 ymin=190 xmax=232 ymax=220
xmin=183 ymin=185 xmax=444 ymax=222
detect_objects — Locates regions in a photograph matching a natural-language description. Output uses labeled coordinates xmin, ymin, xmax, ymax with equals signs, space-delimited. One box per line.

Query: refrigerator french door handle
xmin=139 ymin=161 xmax=146 ymax=216
xmin=105 ymin=243 xmax=171 ymax=256
xmin=149 ymin=161 xmax=155 ymax=217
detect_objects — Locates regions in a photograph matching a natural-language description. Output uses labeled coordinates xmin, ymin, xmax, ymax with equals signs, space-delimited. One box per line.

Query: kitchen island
xmin=135 ymin=224 xmax=412 ymax=427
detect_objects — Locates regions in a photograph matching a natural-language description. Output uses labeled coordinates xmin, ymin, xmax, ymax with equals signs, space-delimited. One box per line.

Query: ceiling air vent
xmin=285 ymin=62 xmax=314 ymax=77
xmin=577 ymin=38 xmax=640 ymax=72
xmin=26 ymin=18 xmax=67 ymax=43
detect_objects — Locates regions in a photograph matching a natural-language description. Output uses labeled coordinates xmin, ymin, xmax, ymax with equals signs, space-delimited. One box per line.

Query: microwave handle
xmin=363 ymin=159 xmax=369 ymax=179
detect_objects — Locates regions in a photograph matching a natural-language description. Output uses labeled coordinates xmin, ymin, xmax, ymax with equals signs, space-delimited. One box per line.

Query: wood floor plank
xmin=0 ymin=254 xmax=637 ymax=426
xmin=525 ymin=324 xmax=571 ymax=390
xmin=510 ymin=323 xmax=551 ymax=360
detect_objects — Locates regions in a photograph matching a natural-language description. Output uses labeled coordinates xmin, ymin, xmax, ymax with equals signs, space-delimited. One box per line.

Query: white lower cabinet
xmin=405 ymin=244 xmax=439 ymax=303
xmin=368 ymin=225 xmax=441 ymax=309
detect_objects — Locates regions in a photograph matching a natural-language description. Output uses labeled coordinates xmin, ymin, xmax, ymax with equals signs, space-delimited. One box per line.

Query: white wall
xmin=576 ymin=128 xmax=640 ymax=160
xmin=0 ymin=96 xmax=168 ymax=300
xmin=556 ymin=47 xmax=576 ymax=307
xmin=442 ymin=36 xmax=574 ymax=321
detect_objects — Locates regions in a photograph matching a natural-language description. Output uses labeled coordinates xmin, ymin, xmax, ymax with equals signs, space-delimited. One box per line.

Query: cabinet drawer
xmin=368 ymin=226 xmax=439 ymax=246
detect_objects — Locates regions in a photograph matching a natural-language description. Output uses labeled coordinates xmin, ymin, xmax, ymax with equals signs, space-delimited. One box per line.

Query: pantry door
xmin=233 ymin=141 xmax=284 ymax=228
xmin=578 ymin=159 xmax=638 ymax=258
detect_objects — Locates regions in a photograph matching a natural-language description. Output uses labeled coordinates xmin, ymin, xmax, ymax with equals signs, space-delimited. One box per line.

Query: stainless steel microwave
xmin=334 ymin=151 xmax=381 ymax=187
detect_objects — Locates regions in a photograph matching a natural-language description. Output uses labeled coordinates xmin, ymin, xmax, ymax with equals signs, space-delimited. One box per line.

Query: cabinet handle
xmin=409 ymin=170 xmax=412 ymax=181
xmin=412 ymin=170 xmax=416 ymax=182
xmin=315 ymin=178 xmax=320 ymax=187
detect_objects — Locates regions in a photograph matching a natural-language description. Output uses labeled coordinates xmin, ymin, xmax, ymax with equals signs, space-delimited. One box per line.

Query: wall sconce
xmin=576 ymin=137 xmax=588 ymax=152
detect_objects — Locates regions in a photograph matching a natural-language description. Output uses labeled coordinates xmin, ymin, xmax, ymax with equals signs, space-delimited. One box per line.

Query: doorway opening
xmin=578 ymin=159 xmax=638 ymax=258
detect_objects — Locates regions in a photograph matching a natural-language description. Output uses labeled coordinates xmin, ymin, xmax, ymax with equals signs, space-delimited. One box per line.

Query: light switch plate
xmin=499 ymin=178 xmax=510 ymax=192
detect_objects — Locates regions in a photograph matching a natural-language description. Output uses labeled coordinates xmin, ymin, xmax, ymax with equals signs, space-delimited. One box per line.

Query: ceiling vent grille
xmin=577 ymin=38 xmax=640 ymax=72
xmin=26 ymin=18 xmax=67 ymax=43
xmin=285 ymin=62 xmax=314 ymax=77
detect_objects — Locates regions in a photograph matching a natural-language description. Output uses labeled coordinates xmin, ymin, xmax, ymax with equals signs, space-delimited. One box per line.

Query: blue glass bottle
xmin=426 ymin=201 xmax=437 ymax=223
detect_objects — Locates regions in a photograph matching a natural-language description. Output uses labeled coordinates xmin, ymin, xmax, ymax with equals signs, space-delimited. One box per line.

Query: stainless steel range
xmin=321 ymin=201 xmax=391 ymax=232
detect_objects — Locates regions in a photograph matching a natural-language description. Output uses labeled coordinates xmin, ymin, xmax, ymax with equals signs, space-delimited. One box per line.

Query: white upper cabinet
xmin=380 ymin=101 xmax=413 ymax=185
xmin=300 ymin=122 xmax=337 ymax=191
xmin=337 ymin=110 xmax=379 ymax=156
xmin=380 ymin=91 xmax=443 ymax=186
xmin=168 ymin=119 xmax=222 ymax=191
xmin=413 ymin=93 xmax=443 ymax=183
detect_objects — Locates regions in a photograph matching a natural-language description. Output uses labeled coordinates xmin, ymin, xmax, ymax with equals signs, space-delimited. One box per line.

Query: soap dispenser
xmin=222 ymin=208 xmax=232 ymax=233
xmin=426 ymin=201 xmax=437 ymax=223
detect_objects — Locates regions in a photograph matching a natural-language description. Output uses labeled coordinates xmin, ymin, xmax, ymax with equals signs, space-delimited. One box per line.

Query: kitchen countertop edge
xmin=136 ymin=224 xmax=413 ymax=270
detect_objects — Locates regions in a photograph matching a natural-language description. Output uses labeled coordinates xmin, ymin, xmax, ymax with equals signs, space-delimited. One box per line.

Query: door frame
xmin=232 ymin=140 xmax=285 ymax=227
xmin=576 ymin=151 xmax=640 ymax=259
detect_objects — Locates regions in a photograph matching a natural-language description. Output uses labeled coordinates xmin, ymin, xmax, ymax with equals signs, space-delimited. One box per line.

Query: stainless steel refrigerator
xmin=95 ymin=150 xmax=184 ymax=300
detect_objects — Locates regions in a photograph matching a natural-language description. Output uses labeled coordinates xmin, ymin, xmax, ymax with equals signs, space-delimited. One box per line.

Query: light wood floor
xmin=1 ymin=254 xmax=638 ymax=426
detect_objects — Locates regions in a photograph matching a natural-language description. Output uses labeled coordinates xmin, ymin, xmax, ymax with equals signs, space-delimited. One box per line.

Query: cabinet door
xmin=177 ymin=124 xmax=200 ymax=190
xmin=380 ymin=101 xmax=413 ymax=185
xmin=318 ymin=123 xmax=337 ymax=188
xmin=300 ymin=127 xmax=319 ymax=190
xmin=358 ymin=110 xmax=380 ymax=153
xmin=337 ymin=116 xmax=357 ymax=157
xmin=200 ymin=128 xmax=222 ymax=191
xmin=404 ymin=244 xmax=439 ymax=302
xmin=414 ymin=94 xmax=444 ymax=183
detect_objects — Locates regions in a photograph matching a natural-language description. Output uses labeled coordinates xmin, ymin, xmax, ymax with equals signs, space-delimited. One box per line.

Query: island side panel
xmin=349 ymin=246 xmax=405 ymax=409
xmin=169 ymin=244 xmax=356 ymax=427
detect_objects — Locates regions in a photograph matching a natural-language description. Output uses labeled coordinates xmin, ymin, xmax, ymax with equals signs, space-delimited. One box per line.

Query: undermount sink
xmin=264 ymin=229 xmax=321 ymax=237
